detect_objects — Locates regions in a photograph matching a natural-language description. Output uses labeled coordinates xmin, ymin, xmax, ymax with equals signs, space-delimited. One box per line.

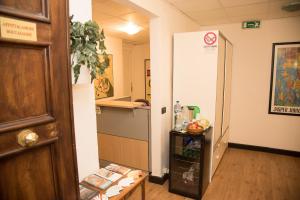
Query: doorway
xmin=92 ymin=0 xmax=152 ymax=171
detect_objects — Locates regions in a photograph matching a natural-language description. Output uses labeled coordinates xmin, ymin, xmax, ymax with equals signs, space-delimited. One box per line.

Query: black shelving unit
xmin=169 ymin=129 xmax=210 ymax=200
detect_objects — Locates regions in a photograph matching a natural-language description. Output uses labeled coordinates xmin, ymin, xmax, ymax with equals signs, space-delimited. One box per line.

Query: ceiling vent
xmin=281 ymin=0 xmax=300 ymax=12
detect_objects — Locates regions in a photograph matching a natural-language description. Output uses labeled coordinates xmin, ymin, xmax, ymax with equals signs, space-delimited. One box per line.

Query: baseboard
xmin=148 ymin=173 xmax=169 ymax=185
xmin=228 ymin=143 xmax=300 ymax=157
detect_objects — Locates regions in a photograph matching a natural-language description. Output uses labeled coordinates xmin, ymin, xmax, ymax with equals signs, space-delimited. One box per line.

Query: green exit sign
xmin=242 ymin=21 xmax=260 ymax=29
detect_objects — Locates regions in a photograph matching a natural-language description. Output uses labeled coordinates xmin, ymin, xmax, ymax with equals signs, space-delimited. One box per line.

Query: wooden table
xmin=81 ymin=172 xmax=148 ymax=200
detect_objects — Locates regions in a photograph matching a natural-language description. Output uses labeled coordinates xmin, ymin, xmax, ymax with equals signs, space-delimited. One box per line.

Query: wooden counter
xmin=96 ymin=100 xmax=151 ymax=171
xmin=96 ymin=100 xmax=144 ymax=109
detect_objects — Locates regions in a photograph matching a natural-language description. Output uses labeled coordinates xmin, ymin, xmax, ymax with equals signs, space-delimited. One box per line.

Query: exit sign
xmin=242 ymin=21 xmax=260 ymax=29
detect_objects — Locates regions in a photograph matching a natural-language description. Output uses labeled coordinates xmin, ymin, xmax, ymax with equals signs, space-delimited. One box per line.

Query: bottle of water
xmin=174 ymin=101 xmax=181 ymax=114
xmin=174 ymin=101 xmax=182 ymax=131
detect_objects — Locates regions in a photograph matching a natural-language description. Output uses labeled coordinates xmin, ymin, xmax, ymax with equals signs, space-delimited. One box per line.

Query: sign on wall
xmin=203 ymin=31 xmax=218 ymax=48
xmin=242 ymin=20 xmax=260 ymax=29
xmin=0 ymin=16 xmax=37 ymax=41
xmin=269 ymin=42 xmax=300 ymax=116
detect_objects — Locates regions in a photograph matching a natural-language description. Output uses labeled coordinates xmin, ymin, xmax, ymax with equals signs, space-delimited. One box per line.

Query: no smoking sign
xmin=204 ymin=32 xmax=217 ymax=46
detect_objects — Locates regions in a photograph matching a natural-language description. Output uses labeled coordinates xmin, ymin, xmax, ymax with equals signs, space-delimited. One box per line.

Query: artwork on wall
xmin=269 ymin=42 xmax=300 ymax=116
xmin=144 ymin=59 xmax=151 ymax=102
xmin=94 ymin=54 xmax=114 ymax=99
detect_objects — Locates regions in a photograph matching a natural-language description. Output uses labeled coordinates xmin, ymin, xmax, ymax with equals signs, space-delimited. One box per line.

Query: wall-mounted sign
xmin=203 ymin=31 xmax=218 ymax=49
xmin=0 ymin=16 xmax=37 ymax=41
xmin=242 ymin=20 xmax=260 ymax=29
xmin=204 ymin=32 xmax=217 ymax=45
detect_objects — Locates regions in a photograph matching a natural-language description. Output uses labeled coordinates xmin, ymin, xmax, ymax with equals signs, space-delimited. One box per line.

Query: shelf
xmin=172 ymin=154 xmax=200 ymax=163
xmin=170 ymin=170 xmax=200 ymax=197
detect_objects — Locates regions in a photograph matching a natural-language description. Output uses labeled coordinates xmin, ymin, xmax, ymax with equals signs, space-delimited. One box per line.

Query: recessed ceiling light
xmin=118 ymin=22 xmax=142 ymax=35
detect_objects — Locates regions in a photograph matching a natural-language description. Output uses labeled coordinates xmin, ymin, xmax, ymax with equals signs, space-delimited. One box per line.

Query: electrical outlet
xmin=161 ymin=107 xmax=166 ymax=114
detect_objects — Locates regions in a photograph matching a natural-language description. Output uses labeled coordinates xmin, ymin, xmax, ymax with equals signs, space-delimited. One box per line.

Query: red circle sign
xmin=204 ymin=32 xmax=217 ymax=45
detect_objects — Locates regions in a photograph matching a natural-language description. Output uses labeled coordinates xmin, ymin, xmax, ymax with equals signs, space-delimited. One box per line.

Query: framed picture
xmin=94 ymin=54 xmax=114 ymax=99
xmin=144 ymin=59 xmax=151 ymax=102
xmin=268 ymin=42 xmax=300 ymax=116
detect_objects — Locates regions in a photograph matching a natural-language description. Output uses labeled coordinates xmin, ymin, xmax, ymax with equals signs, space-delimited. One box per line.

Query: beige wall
xmin=123 ymin=43 xmax=150 ymax=101
xmin=201 ymin=17 xmax=300 ymax=151
xmin=103 ymin=36 xmax=131 ymax=99
xmin=100 ymin=37 xmax=150 ymax=101
xmin=131 ymin=43 xmax=150 ymax=100
xmin=122 ymin=43 xmax=134 ymax=97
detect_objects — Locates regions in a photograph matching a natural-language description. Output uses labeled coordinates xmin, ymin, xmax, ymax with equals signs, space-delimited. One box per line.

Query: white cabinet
xmin=173 ymin=31 xmax=233 ymax=180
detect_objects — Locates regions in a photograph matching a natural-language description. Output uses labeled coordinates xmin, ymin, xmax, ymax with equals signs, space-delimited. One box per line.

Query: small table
xmin=82 ymin=172 xmax=148 ymax=200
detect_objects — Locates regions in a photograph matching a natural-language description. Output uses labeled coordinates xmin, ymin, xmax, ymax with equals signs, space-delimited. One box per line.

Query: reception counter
xmin=96 ymin=100 xmax=151 ymax=171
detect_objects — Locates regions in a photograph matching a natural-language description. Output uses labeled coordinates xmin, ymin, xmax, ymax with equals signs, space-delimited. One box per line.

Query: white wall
xmin=123 ymin=42 xmax=134 ymax=98
xmin=69 ymin=0 xmax=99 ymax=180
xmin=201 ymin=17 xmax=300 ymax=152
xmin=104 ymin=36 xmax=131 ymax=99
xmin=122 ymin=42 xmax=150 ymax=101
xmin=117 ymin=0 xmax=200 ymax=177
xmin=131 ymin=43 xmax=150 ymax=100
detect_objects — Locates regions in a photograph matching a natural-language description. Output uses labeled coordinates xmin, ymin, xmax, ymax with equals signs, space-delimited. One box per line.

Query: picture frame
xmin=144 ymin=59 xmax=151 ymax=102
xmin=268 ymin=42 xmax=300 ymax=116
xmin=94 ymin=54 xmax=114 ymax=99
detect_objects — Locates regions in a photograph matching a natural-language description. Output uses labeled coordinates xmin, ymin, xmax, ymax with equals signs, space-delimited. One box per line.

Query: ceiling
xmin=92 ymin=0 xmax=149 ymax=44
xmin=166 ymin=0 xmax=300 ymax=26
xmin=92 ymin=0 xmax=300 ymax=42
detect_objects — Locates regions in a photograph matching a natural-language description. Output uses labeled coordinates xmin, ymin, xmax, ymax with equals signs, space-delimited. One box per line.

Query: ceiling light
xmin=118 ymin=22 xmax=141 ymax=35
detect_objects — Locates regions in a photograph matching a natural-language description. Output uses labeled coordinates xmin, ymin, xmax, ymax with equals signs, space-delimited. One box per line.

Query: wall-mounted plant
xmin=70 ymin=16 xmax=109 ymax=83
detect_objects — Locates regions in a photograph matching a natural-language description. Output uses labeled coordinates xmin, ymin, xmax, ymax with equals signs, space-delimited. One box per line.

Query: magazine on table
xmin=95 ymin=168 xmax=122 ymax=182
xmin=83 ymin=174 xmax=112 ymax=190
xmin=105 ymin=163 xmax=131 ymax=175
xmin=79 ymin=184 xmax=100 ymax=200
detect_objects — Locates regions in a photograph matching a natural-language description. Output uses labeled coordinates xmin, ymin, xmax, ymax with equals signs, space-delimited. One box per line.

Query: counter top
xmin=95 ymin=100 xmax=145 ymax=109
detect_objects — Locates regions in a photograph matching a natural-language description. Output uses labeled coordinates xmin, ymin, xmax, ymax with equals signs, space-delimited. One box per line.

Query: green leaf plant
xmin=70 ymin=15 xmax=109 ymax=84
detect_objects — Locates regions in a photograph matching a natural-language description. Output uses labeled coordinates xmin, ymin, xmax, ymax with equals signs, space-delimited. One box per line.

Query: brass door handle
xmin=17 ymin=129 xmax=39 ymax=147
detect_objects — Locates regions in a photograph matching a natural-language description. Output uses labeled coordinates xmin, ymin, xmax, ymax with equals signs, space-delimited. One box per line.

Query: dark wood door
xmin=0 ymin=0 xmax=79 ymax=199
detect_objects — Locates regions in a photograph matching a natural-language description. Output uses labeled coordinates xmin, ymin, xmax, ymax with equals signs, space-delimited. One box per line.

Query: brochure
xmin=83 ymin=174 xmax=112 ymax=190
xmin=95 ymin=168 xmax=122 ymax=182
xmin=79 ymin=184 xmax=99 ymax=200
xmin=105 ymin=163 xmax=131 ymax=175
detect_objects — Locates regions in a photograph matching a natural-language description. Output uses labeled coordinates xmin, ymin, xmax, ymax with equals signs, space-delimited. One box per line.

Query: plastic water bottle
xmin=174 ymin=101 xmax=181 ymax=114
xmin=174 ymin=101 xmax=183 ymax=131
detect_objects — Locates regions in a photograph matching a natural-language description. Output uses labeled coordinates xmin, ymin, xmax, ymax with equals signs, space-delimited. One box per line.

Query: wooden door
xmin=0 ymin=1 xmax=79 ymax=199
xmin=213 ymin=35 xmax=226 ymax=146
xmin=222 ymin=41 xmax=233 ymax=135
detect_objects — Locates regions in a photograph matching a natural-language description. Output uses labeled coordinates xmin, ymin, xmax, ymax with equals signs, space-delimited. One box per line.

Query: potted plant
xmin=70 ymin=16 xmax=109 ymax=84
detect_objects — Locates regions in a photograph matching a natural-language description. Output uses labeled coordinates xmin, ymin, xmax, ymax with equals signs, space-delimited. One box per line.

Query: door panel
xmin=222 ymin=41 xmax=233 ymax=135
xmin=213 ymin=35 xmax=226 ymax=146
xmin=0 ymin=0 xmax=79 ymax=199
xmin=0 ymin=42 xmax=52 ymax=125
xmin=0 ymin=0 xmax=50 ymax=22
xmin=0 ymin=146 xmax=57 ymax=200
